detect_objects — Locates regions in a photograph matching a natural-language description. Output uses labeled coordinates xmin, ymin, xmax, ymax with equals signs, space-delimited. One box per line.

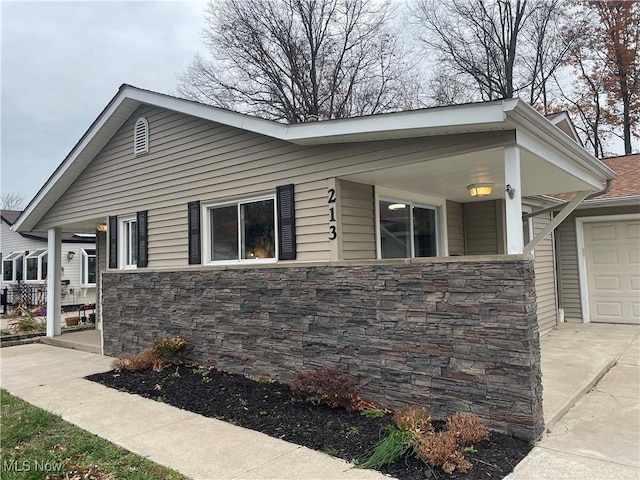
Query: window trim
xmin=202 ymin=195 xmax=278 ymax=265
xmin=2 ymin=251 xmax=25 ymax=283
xmin=81 ymin=248 xmax=97 ymax=286
xmin=25 ymin=249 xmax=48 ymax=282
xmin=374 ymin=187 xmax=447 ymax=259
xmin=119 ymin=216 xmax=138 ymax=269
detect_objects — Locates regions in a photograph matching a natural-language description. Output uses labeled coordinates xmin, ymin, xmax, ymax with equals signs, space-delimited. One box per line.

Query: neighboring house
xmin=554 ymin=154 xmax=640 ymax=325
xmin=13 ymin=84 xmax=617 ymax=440
xmin=1 ymin=210 xmax=97 ymax=306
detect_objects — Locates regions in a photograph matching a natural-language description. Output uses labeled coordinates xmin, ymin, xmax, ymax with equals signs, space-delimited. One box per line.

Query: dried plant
xmin=416 ymin=430 xmax=472 ymax=475
xmin=112 ymin=349 xmax=157 ymax=372
xmin=445 ymin=412 xmax=490 ymax=447
xmin=290 ymin=367 xmax=360 ymax=411
xmin=152 ymin=336 xmax=188 ymax=365
xmin=394 ymin=406 xmax=434 ymax=441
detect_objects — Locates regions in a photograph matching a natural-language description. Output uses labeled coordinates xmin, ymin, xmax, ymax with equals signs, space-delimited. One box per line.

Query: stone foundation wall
xmin=102 ymin=259 xmax=543 ymax=440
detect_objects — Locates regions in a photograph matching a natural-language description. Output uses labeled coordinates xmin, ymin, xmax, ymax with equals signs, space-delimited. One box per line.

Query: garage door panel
xmin=593 ymin=276 xmax=620 ymax=291
xmin=625 ymin=222 xmax=639 ymax=239
xmin=590 ymin=249 xmax=619 ymax=266
xmin=586 ymin=223 xmax=617 ymax=241
xmin=584 ymin=218 xmax=640 ymax=325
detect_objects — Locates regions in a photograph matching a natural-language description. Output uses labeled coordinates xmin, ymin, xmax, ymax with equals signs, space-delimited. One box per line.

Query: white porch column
xmin=504 ymin=146 xmax=524 ymax=254
xmin=46 ymin=228 xmax=62 ymax=337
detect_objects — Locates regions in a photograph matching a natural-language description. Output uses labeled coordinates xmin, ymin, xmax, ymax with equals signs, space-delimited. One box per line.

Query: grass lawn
xmin=0 ymin=389 xmax=187 ymax=480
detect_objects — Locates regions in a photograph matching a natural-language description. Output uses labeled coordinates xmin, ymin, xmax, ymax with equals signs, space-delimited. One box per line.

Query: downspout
xmin=522 ymin=179 xmax=613 ymax=220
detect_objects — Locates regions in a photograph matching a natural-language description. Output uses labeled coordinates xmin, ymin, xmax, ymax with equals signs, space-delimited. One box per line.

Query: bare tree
xmin=0 ymin=192 xmax=25 ymax=211
xmin=177 ymin=0 xmax=420 ymax=123
xmin=553 ymin=1 xmax=638 ymax=156
xmin=590 ymin=0 xmax=639 ymax=154
xmin=426 ymin=71 xmax=476 ymax=106
xmin=413 ymin=0 xmax=574 ymax=111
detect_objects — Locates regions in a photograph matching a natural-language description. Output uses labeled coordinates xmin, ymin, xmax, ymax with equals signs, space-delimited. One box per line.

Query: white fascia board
xmin=506 ymin=102 xmax=615 ymax=181
xmin=124 ymin=88 xmax=289 ymax=140
xmin=578 ymin=195 xmax=640 ymax=208
xmin=13 ymin=89 xmax=140 ymax=232
xmin=522 ymin=195 xmax=564 ymax=207
xmin=284 ymin=102 xmax=509 ymax=144
xmin=126 ymin=88 xmax=511 ymax=144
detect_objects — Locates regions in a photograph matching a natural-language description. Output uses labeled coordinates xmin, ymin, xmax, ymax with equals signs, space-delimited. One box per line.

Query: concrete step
xmin=41 ymin=335 xmax=101 ymax=355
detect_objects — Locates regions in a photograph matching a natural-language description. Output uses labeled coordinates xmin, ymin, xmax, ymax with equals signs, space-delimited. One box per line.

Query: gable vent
xmin=133 ymin=117 xmax=149 ymax=156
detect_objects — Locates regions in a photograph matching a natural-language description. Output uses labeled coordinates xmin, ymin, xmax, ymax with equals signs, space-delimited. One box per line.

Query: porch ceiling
xmin=53 ymin=216 xmax=108 ymax=235
xmin=341 ymin=147 xmax=602 ymax=204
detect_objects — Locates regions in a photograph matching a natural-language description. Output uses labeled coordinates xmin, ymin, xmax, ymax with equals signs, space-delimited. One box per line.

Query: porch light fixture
xmin=388 ymin=203 xmax=407 ymax=211
xmin=66 ymin=251 xmax=76 ymax=261
xmin=466 ymin=183 xmax=494 ymax=198
xmin=96 ymin=224 xmax=108 ymax=232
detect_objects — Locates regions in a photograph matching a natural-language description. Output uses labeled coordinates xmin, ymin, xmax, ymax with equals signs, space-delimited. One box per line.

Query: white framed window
xmin=81 ymin=248 xmax=97 ymax=285
xmin=25 ymin=249 xmax=48 ymax=281
xmin=120 ymin=217 xmax=138 ymax=268
xmin=133 ymin=117 xmax=149 ymax=156
xmin=2 ymin=252 xmax=24 ymax=282
xmin=204 ymin=196 xmax=277 ymax=264
xmin=377 ymin=198 xmax=441 ymax=259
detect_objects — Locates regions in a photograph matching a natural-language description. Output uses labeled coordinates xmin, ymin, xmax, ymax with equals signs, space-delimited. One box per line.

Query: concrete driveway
xmin=507 ymin=325 xmax=640 ymax=480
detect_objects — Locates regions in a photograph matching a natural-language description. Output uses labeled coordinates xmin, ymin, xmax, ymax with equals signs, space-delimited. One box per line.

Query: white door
xmin=583 ymin=219 xmax=640 ymax=324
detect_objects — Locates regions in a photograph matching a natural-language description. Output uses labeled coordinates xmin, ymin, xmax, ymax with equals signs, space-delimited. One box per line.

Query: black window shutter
xmin=188 ymin=201 xmax=201 ymax=264
xmin=108 ymin=216 xmax=118 ymax=269
xmin=276 ymin=184 xmax=296 ymax=260
xmin=136 ymin=211 xmax=148 ymax=267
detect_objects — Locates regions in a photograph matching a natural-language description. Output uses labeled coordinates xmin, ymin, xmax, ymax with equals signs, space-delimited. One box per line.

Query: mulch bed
xmin=87 ymin=365 xmax=532 ymax=480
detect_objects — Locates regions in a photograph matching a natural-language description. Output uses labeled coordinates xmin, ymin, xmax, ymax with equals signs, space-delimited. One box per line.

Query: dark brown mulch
xmin=86 ymin=366 xmax=532 ymax=480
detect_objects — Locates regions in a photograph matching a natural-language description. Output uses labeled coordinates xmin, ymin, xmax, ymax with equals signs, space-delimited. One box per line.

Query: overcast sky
xmin=1 ymin=0 xmax=207 ymax=206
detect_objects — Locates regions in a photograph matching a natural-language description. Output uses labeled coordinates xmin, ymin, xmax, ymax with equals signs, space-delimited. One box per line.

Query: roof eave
xmin=578 ymin=195 xmax=640 ymax=208
xmin=505 ymin=102 xmax=616 ymax=182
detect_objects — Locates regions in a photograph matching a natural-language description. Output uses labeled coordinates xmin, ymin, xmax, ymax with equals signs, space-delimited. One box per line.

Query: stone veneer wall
xmin=102 ymin=258 xmax=543 ymax=440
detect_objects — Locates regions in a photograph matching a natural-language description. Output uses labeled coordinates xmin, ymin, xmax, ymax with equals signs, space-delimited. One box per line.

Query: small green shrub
xmin=358 ymin=425 xmax=413 ymax=469
xmin=360 ymin=408 xmax=385 ymax=419
xmin=290 ymin=367 xmax=360 ymax=411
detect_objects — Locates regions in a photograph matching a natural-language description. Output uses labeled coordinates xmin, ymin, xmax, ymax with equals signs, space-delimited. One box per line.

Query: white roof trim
xmin=13 ymin=84 xmax=616 ymax=232
xmin=579 ymin=195 xmax=640 ymax=208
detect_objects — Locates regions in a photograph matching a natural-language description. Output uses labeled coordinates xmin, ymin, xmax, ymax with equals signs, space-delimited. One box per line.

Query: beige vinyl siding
xmin=36 ymin=104 xmax=515 ymax=267
xmin=1 ymin=223 xmax=46 ymax=258
xmin=446 ymin=201 xmax=464 ymax=255
xmin=463 ymin=201 xmax=500 ymax=255
xmin=556 ymin=218 xmax=581 ymax=322
xmin=340 ymin=180 xmax=376 ymax=260
xmin=531 ymin=211 xmax=558 ymax=335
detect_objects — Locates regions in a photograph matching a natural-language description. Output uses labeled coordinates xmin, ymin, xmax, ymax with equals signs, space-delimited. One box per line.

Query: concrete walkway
xmin=0 ymin=343 xmax=385 ymax=480
xmin=40 ymin=328 xmax=102 ymax=354
xmin=1 ymin=323 xmax=638 ymax=479
xmin=507 ymin=323 xmax=640 ymax=480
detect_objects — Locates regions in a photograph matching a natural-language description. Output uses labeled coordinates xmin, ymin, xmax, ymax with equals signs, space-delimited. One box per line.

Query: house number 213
xmin=328 ymin=188 xmax=337 ymax=240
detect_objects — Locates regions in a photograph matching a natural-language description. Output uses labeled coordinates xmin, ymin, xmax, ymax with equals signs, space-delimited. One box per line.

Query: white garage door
xmin=583 ymin=219 xmax=640 ymax=324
